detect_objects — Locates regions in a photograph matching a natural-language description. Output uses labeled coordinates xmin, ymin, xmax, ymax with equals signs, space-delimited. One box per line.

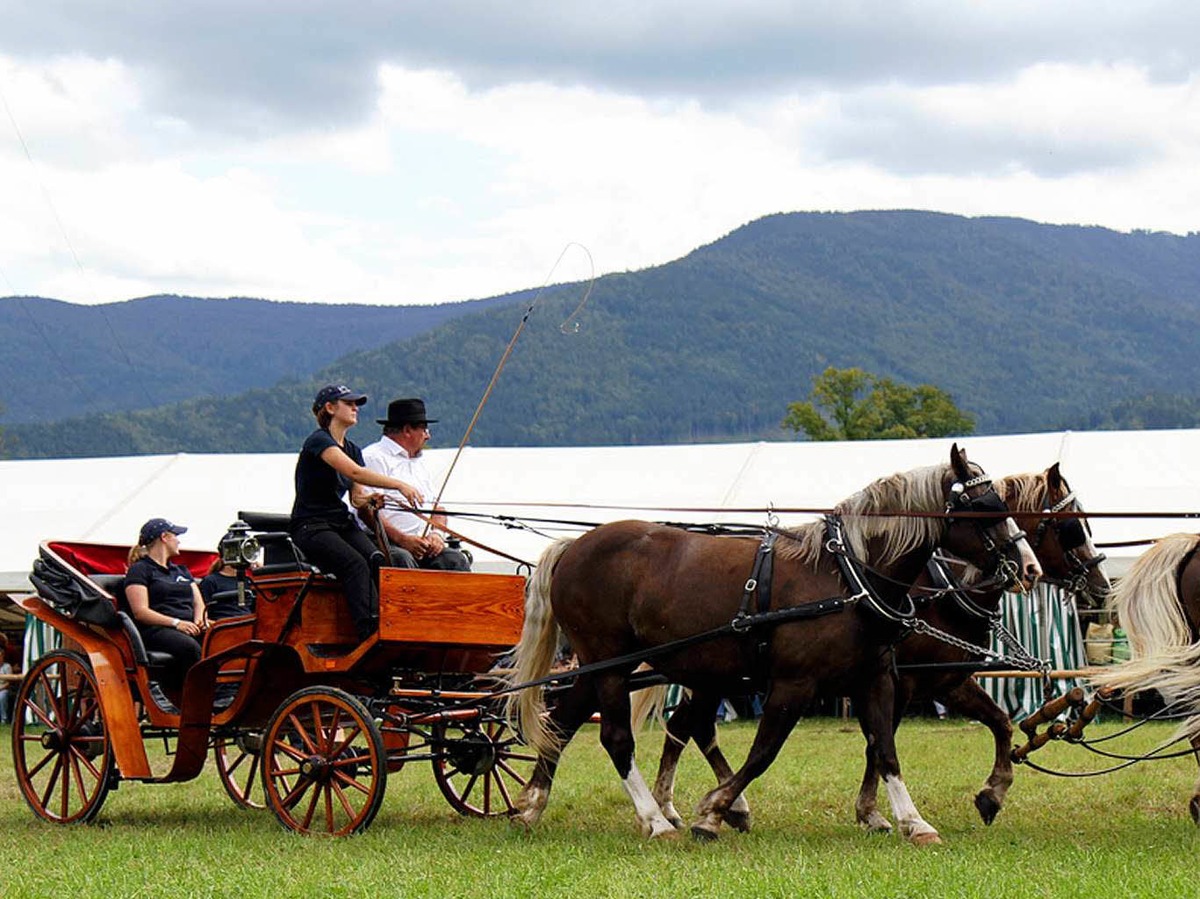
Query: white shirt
xmin=357 ymin=435 xmax=437 ymax=537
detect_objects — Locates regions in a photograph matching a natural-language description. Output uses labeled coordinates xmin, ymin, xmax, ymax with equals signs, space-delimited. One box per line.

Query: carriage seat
xmin=237 ymin=510 xmax=317 ymax=575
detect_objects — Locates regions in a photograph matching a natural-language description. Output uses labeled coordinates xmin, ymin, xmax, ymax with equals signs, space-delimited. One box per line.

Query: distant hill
xmin=6 ymin=210 xmax=1200 ymax=458
xmin=0 ymin=293 xmax=524 ymax=424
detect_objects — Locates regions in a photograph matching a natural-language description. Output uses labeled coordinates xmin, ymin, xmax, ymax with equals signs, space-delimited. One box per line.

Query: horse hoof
xmin=974 ymin=791 xmax=1001 ymax=826
xmin=723 ymin=809 xmax=752 ymax=833
xmin=910 ymin=831 xmax=943 ymax=847
xmin=690 ymin=824 xmax=720 ymax=843
xmin=1189 ymin=796 xmax=1200 ymax=825
xmin=651 ymin=826 xmax=681 ymax=841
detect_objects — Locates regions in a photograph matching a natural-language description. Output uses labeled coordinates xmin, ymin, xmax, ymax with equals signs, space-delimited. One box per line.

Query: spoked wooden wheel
xmin=11 ymin=650 xmax=114 ymax=824
xmin=431 ymin=714 xmax=537 ymax=817
xmin=261 ymin=687 xmax=386 ymax=835
xmin=214 ymin=732 xmax=265 ymax=810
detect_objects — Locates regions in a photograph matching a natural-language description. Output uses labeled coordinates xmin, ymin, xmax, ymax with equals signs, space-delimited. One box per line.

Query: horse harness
xmin=1030 ymin=490 xmax=1106 ymax=595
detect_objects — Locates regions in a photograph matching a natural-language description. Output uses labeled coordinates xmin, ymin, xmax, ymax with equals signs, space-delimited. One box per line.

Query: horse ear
xmin=950 ymin=443 xmax=970 ymax=479
xmin=1046 ymin=461 xmax=1063 ymax=489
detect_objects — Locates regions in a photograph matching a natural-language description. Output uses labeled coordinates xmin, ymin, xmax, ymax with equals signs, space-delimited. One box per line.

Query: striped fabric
xmin=979 ymin=584 xmax=1087 ymax=719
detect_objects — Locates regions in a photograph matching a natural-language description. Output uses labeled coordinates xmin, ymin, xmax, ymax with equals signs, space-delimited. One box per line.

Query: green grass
xmin=1 ymin=716 xmax=1197 ymax=898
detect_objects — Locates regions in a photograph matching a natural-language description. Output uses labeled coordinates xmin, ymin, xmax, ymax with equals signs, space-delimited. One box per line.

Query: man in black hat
xmin=357 ymin=398 xmax=470 ymax=571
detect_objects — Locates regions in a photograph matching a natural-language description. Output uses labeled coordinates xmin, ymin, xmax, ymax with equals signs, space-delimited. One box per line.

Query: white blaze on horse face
xmin=998 ymin=516 xmax=1042 ymax=591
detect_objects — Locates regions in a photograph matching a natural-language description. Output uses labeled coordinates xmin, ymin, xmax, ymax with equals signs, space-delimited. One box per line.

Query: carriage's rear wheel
xmin=11 ymin=649 xmax=115 ymax=824
xmin=213 ymin=731 xmax=265 ymax=810
xmin=260 ymin=687 xmax=386 ymax=835
xmin=431 ymin=715 xmax=537 ymax=817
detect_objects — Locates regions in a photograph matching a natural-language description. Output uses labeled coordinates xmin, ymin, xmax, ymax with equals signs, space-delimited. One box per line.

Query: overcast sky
xmin=2 ymin=1 xmax=1198 ymax=306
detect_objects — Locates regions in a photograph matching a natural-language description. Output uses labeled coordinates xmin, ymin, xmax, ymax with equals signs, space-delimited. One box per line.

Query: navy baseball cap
xmin=313 ymin=384 xmax=368 ymax=412
xmin=139 ymin=518 xmax=187 ymax=546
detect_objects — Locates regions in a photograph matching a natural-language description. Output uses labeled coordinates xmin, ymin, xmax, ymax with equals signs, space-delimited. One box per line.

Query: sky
xmin=1 ymin=1 xmax=1199 ymax=307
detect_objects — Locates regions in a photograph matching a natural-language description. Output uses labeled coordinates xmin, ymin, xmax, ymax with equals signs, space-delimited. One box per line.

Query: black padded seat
xmin=115 ymin=611 xmax=175 ymax=668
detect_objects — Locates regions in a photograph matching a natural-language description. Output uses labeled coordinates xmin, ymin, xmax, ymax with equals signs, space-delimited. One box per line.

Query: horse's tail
xmin=1090 ymin=533 xmax=1200 ymax=734
xmin=506 ymin=537 xmax=575 ymax=758
xmin=629 ymin=676 xmax=673 ymax=733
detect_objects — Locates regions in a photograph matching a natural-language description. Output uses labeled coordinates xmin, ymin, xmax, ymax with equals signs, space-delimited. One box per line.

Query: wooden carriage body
xmin=10 ymin=536 xmax=527 ymax=831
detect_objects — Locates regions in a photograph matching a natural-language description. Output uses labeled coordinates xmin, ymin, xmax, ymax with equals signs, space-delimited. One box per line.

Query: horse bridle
xmin=944 ymin=473 xmax=1026 ymax=591
xmin=1030 ymin=489 xmax=1107 ymax=599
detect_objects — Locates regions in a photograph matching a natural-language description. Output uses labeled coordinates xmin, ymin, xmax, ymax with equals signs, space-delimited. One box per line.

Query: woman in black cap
xmin=290 ymin=384 xmax=423 ymax=641
xmin=125 ymin=517 xmax=206 ymax=690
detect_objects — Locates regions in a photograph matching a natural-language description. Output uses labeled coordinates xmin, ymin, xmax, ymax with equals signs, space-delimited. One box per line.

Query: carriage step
xmin=145 ymin=682 xmax=180 ymax=715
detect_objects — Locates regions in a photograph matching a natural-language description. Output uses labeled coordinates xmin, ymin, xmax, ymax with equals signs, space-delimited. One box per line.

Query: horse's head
xmin=941 ymin=444 xmax=1042 ymax=594
xmin=997 ymin=463 xmax=1110 ymax=608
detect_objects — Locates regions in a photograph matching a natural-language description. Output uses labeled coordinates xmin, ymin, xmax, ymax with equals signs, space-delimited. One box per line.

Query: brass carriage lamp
xmin=219 ymin=520 xmax=261 ymax=610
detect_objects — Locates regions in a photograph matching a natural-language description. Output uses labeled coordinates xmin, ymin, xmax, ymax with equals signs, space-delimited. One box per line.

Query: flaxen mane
xmin=780 ymin=463 xmax=950 ymax=566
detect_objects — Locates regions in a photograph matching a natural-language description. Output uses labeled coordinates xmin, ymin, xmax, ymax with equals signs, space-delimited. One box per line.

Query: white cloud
xmin=2 ymin=7 xmax=1200 ymax=308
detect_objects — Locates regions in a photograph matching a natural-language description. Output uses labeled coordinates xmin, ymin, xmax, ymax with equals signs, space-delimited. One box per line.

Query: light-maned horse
xmin=645 ymin=463 xmax=1109 ymax=836
xmin=853 ymin=463 xmax=1110 ymax=830
xmin=507 ymin=445 xmax=1042 ymax=842
xmin=1089 ymin=533 xmax=1200 ymax=822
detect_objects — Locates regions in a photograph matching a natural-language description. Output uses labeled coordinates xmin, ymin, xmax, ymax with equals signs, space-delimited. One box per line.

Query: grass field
xmin=1 ymin=715 xmax=1197 ymax=898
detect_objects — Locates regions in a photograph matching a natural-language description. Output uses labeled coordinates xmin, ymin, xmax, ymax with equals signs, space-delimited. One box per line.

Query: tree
xmin=782 ymin=366 xmax=975 ymax=441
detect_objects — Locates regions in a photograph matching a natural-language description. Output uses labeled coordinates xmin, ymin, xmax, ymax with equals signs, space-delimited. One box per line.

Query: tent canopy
xmin=2 ymin=429 xmax=1196 ymax=596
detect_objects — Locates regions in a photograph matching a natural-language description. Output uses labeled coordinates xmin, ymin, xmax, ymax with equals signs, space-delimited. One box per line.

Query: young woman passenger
xmin=290 ymin=384 xmax=423 ymax=642
xmin=125 ymin=517 xmax=206 ymax=690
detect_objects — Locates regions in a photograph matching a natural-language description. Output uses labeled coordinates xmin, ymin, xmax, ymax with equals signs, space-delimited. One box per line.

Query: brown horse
xmin=507 ymin=445 xmax=1042 ymax=842
xmin=1089 ymin=532 xmax=1200 ymax=822
xmin=646 ymin=463 xmax=1110 ymax=836
xmin=852 ymin=463 xmax=1111 ymax=831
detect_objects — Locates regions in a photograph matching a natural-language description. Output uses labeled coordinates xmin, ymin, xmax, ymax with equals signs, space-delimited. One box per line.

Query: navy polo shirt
xmin=125 ymin=557 xmax=197 ymax=621
xmin=291 ymin=428 xmax=364 ymax=528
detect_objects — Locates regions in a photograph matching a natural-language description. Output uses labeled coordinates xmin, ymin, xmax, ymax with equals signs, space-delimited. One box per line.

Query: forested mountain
xmin=0 ymin=293 xmax=525 ymax=424
xmin=6 ymin=210 xmax=1200 ymax=458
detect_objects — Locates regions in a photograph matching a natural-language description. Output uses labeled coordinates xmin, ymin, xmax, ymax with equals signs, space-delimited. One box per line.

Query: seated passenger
xmin=199 ymin=545 xmax=256 ymax=621
xmin=357 ymin=398 xmax=470 ymax=572
xmin=290 ymin=385 xmax=423 ymax=642
xmin=125 ymin=518 xmax=205 ymax=689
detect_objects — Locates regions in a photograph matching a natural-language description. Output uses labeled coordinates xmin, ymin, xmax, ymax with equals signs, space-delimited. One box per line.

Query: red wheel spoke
xmin=300 ymin=781 xmax=322 ymax=830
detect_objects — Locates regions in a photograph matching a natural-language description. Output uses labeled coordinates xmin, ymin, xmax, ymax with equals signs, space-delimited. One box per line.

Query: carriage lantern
xmin=219 ymin=520 xmax=261 ymax=570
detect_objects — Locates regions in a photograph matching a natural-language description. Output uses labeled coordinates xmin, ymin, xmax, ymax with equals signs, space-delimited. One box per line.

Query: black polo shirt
xmin=125 ymin=557 xmax=197 ymax=621
xmin=291 ymin=428 xmax=364 ymax=528
xmin=200 ymin=571 xmax=254 ymax=619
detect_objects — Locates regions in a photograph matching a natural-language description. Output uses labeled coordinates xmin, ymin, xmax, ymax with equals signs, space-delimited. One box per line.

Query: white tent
xmin=2 ymin=428 xmax=1198 ymax=596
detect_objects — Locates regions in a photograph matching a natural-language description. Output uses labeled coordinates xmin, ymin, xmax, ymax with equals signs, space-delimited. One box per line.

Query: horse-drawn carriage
xmin=8 ymin=514 xmax=532 ymax=835
xmin=7 ymin=446 xmax=1127 ymax=843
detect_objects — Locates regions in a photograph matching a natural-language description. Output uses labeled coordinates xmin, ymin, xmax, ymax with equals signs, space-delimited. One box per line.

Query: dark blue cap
xmin=313 ymin=384 xmax=368 ymax=412
xmin=139 ymin=518 xmax=187 ymax=546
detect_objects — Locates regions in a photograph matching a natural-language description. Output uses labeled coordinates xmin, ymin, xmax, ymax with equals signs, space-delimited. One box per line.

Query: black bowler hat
xmin=377 ymin=398 xmax=438 ymax=427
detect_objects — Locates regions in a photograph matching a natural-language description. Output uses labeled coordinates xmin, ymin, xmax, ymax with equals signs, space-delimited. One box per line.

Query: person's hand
xmin=176 ymin=619 xmax=202 ymax=637
xmin=364 ymin=492 xmax=385 ymax=511
xmin=395 ymin=481 xmax=423 ymax=508
xmin=398 ymin=533 xmax=432 ymax=559
xmin=427 ymin=532 xmax=446 ymax=556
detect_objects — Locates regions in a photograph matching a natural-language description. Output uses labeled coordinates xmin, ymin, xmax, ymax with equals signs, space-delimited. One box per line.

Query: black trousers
xmin=141 ymin=625 xmax=202 ymax=689
xmin=292 ymin=519 xmax=383 ymax=639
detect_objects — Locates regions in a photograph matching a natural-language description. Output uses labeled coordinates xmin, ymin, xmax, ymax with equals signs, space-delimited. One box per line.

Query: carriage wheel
xmin=11 ymin=650 xmax=115 ymax=824
xmin=260 ymin=687 xmax=386 ymax=835
xmin=431 ymin=714 xmax=537 ymax=817
xmin=213 ymin=732 xmax=266 ymax=810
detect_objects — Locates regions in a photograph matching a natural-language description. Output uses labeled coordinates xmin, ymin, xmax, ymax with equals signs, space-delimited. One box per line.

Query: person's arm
xmin=191 ymin=583 xmax=207 ymax=630
xmin=320 ymin=445 xmax=422 ymax=507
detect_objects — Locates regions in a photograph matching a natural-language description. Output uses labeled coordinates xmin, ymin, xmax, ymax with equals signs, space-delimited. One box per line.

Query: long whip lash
xmin=422 ymin=243 xmax=596 ymax=537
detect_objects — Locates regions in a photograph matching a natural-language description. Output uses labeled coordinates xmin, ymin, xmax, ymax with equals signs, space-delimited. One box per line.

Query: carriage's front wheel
xmin=214 ymin=731 xmax=266 ymax=810
xmin=11 ymin=649 xmax=115 ymax=824
xmin=431 ymin=714 xmax=537 ymax=817
xmin=260 ymin=687 xmax=386 ymax=835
